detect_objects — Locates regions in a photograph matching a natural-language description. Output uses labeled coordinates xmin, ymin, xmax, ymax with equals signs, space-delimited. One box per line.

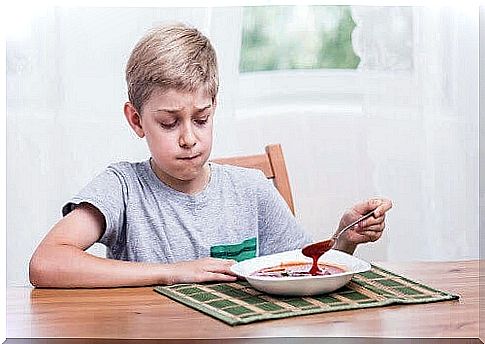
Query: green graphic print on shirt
xmin=210 ymin=237 xmax=257 ymax=262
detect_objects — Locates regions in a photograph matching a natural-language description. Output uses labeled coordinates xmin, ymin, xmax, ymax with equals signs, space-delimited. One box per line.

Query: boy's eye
xmin=194 ymin=116 xmax=210 ymax=126
xmin=159 ymin=121 xmax=177 ymax=129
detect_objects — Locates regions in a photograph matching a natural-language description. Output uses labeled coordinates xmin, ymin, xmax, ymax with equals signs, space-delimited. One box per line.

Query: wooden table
xmin=6 ymin=260 xmax=482 ymax=342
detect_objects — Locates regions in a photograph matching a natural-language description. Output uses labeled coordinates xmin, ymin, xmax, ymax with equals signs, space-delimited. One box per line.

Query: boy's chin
xmin=171 ymin=165 xmax=208 ymax=181
xmin=173 ymin=172 xmax=201 ymax=182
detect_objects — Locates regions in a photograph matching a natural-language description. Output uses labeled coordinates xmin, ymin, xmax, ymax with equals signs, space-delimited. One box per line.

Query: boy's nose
xmin=179 ymin=125 xmax=197 ymax=148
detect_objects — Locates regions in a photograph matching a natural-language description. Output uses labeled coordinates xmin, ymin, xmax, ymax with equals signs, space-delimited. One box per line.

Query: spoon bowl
xmin=301 ymin=239 xmax=335 ymax=275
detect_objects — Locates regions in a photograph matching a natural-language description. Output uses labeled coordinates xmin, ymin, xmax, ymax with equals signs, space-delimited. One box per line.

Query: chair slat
xmin=212 ymin=144 xmax=295 ymax=215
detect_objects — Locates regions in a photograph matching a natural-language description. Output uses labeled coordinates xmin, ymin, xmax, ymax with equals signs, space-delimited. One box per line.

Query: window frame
xmin=209 ymin=6 xmax=417 ymax=119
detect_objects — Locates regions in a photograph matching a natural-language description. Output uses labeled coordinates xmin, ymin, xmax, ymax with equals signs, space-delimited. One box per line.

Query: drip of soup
xmin=251 ymin=262 xmax=346 ymax=278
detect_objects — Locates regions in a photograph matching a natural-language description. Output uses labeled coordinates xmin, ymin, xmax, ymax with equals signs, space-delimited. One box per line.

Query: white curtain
xmin=6 ymin=6 xmax=479 ymax=286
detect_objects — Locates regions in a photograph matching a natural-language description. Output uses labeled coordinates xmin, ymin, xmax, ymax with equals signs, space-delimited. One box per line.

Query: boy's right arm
xmin=29 ymin=203 xmax=237 ymax=288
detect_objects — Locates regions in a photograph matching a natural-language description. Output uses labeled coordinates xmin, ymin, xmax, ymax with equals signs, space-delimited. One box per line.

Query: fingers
xmin=358 ymin=214 xmax=385 ymax=231
xmin=351 ymin=199 xmax=376 ymax=215
xmin=356 ymin=230 xmax=382 ymax=242
xmin=195 ymin=260 xmax=238 ymax=282
xmin=170 ymin=258 xmax=239 ymax=284
xmin=357 ymin=222 xmax=385 ymax=233
xmin=341 ymin=197 xmax=391 ymax=246
xmin=201 ymin=258 xmax=237 ymax=274
xmin=373 ymin=198 xmax=393 ymax=217
xmin=205 ymin=272 xmax=238 ymax=282
xmin=358 ymin=213 xmax=385 ymax=229
xmin=189 ymin=272 xmax=237 ymax=284
xmin=355 ymin=220 xmax=385 ymax=243
xmin=352 ymin=198 xmax=392 ymax=218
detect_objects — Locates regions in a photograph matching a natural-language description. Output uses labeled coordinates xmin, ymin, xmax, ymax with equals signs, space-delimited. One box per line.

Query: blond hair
xmin=125 ymin=23 xmax=219 ymax=113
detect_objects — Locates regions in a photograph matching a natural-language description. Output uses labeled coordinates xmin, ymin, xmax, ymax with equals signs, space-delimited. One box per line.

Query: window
xmin=207 ymin=6 xmax=415 ymax=118
xmin=240 ymin=6 xmax=360 ymax=73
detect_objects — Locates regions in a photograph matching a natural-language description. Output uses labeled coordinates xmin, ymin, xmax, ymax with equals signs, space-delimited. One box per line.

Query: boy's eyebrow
xmin=151 ymin=104 xmax=212 ymax=114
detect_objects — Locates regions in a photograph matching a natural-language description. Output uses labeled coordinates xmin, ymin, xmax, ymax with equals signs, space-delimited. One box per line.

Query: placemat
xmin=154 ymin=264 xmax=459 ymax=326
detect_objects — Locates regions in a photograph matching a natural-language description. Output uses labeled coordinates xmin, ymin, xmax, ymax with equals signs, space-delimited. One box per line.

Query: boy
xmin=29 ymin=23 xmax=392 ymax=288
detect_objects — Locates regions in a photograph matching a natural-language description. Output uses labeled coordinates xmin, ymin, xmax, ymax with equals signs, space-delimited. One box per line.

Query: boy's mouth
xmin=177 ymin=153 xmax=201 ymax=161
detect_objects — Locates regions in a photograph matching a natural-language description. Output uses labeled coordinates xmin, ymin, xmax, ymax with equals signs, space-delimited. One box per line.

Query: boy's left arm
xmin=333 ymin=198 xmax=393 ymax=254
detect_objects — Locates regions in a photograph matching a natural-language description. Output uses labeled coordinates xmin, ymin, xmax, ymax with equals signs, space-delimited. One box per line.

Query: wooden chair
xmin=211 ymin=144 xmax=295 ymax=215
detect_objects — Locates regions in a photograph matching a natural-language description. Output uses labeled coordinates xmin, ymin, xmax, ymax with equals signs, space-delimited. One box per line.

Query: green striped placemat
xmin=154 ymin=264 xmax=459 ymax=326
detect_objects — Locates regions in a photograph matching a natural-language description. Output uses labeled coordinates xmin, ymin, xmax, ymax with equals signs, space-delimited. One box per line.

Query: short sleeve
xmin=254 ymin=170 xmax=313 ymax=255
xmin=62 ymin=166 xmax=126 ymax=248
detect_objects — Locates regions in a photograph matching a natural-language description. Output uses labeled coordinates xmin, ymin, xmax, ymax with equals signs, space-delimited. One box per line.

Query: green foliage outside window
xmin=240 ymin=6 xmax=360 ymax=73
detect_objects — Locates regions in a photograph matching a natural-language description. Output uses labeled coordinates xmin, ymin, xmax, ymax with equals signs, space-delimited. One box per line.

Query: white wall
xmin=6 ymin=6 xmax=479 ymax=286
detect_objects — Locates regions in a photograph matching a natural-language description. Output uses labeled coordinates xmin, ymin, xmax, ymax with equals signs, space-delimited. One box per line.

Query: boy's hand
xmin=334 ymin=198 xmax=393 ymax=254
xmin=165 ymin=257 xmax=238 ymax=285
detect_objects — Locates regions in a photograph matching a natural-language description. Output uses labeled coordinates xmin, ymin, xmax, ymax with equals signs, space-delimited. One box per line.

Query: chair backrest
xmin=211 ymin=144 xmax=295 ymax=215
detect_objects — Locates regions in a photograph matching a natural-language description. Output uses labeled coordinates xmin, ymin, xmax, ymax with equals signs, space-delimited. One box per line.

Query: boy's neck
xmin=149 ymin=159 xmax=211 ymax=195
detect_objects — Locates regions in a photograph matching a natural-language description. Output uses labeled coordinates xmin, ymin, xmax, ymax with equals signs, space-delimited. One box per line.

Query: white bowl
xmin=230 ymin=249 xmax=371 ymax=296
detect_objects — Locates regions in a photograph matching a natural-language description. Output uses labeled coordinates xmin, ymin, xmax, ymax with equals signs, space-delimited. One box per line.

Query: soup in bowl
xmin=231 ymin=249 xmax=371 ymax=296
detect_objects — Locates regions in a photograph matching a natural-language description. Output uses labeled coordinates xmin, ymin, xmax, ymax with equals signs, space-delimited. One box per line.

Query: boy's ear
xmin=124 ymin=102 xmax=145 ymax=138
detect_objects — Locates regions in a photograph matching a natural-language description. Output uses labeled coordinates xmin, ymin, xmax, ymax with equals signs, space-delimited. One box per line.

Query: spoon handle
xmin=333 ymin=210 xmax=376 ymax=240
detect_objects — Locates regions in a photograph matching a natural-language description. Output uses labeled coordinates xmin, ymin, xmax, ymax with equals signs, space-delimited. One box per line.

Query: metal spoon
xmin=302 ymin=210 xmax=376 ymax=275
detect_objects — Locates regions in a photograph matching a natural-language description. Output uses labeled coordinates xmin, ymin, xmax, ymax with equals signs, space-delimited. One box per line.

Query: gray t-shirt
xmin=62 ymin=160 xmax=312 ymax=263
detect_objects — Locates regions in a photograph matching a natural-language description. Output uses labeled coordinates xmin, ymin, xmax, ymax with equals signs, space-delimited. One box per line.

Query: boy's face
xmin=126 ymin=87 xmax=215 ymax=191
